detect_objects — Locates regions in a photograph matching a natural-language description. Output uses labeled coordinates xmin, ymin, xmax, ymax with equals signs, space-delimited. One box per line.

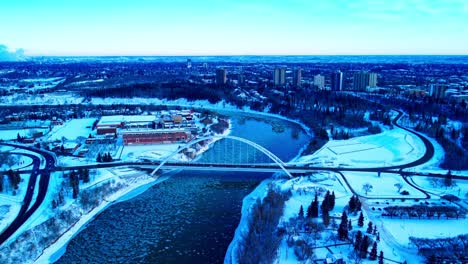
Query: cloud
xmin=0 ymin=44 xmax=26 ymax=61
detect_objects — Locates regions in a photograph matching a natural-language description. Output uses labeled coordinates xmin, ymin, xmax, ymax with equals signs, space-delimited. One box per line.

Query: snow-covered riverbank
xmin=33 ymin=121 xmax=232 ymax=263
xmin=224 ymin=179 xmax=273 ymax=264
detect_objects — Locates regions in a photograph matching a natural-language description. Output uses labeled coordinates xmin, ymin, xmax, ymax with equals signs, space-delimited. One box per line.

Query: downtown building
xmin=330 ymin=71 xmax=343 ymax=91
xmin=353 ymin=71 xmax=377 ymax=91
xmin=216 ymin=68 xmax=227 ymax=85
xmin=273 ymin=67 xmax=286 ymax=86
xmin=429 ymin=84 xmax=447 ymax=99
xmin=314 ymin=74 xmax=325 ymax=90
xmin=293 ymin=68 xmax=302 ymax=87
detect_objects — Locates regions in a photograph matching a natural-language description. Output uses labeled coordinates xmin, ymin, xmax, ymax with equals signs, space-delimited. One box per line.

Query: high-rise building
xmin=216 ymin=68 xmax=227 ymax=85
xmin=273 ymin=68 xmax=286 ymax=86
xmin=314 ymin=74 xmax=325 ymax=90
xmin=430 ymin=84 xmax=447 ymax=99
xmin=238 ymin=73 xmax=245 ymax=86
xmin=294 ymin=68 xmax=302 ymax=87
xmin=330 ymin=71 xmax=343 ymax=91
xmin=353 ymin=71 xmax=378 ymax=91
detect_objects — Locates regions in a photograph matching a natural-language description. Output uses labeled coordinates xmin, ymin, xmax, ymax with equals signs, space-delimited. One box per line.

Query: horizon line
xmin=25 ymin=54 xmax=468 ymax=57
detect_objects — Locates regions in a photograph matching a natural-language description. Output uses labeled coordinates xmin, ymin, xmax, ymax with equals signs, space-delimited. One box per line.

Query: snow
xmin=296 ymin=127 xmax=426 ymax=168
xmin=98 ymin=115 xmax=156 ymax=125
xmin=0 ymin=204 xmax=20 ymax=234
xmin=342 ymin=172 xmax=427 ymax=198
xmin=0 ymin=93 xmax=84 ymax=105
xmin=0 ymin=153 xmax=33 ymax=171
xmin=381 ymin=218 xmax=468 ymax=245
xmin=0 ymin=172 xmax=31 ymax=238
xmin=224 ymin=179 xmax=273 ymax=264
xmin=68 ymin=79 xmax=104 ymax=85
xmin=119 ymin=144 xmax=185 ymax=161
xmin=0 ymin=128 xmax=49 ymax=140
xmin=34 ymin=171 xmax=159 ymax=264
xmin=46 ymin=118 xmax=96 ymax=141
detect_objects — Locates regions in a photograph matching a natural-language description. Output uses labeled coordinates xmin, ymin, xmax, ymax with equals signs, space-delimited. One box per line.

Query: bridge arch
xmin=151 ymin=135 xmax=293 ymax=177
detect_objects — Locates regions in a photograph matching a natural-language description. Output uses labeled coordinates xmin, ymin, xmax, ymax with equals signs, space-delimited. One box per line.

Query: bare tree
xmin=362 ymin=183 xmax=373 ymax=195
xmin=394 ymin=183 xmax=403 ymax=193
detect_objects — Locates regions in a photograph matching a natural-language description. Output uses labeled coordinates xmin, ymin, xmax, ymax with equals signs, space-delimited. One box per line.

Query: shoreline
xmin=35 ymin=174 xmax=163 ymax=263
xmin=7 ymin=102 xmax=310 ymax=264
xmin=33 ymin=114 xmax=233 ymax=263
xmin=224 ymin=179 xmax=272 ymax=264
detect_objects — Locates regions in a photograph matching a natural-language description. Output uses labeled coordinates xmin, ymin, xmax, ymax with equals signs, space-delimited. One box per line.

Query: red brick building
xmin=122 ymin=130 xmax=191 ymax=145
xmin=97 ymin=126 xmax=117 ymax=135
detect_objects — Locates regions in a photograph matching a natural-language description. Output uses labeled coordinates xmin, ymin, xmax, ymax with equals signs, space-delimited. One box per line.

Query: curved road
xmin=0 ymin=143 xmax=55 ymax=246
xmin=0 ymin=109 xmax=445 ymax=246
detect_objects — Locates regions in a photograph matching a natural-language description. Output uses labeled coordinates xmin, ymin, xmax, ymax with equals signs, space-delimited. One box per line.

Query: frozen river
xmin=56 ymin=113 xmax=310 ymax=263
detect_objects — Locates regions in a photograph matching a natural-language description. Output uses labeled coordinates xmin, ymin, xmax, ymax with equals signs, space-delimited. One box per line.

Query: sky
xmin=0 ymin=0 xmax=467 ymax=56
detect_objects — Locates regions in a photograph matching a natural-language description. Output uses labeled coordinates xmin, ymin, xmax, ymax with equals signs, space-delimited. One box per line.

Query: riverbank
xmin=34 ymin=121 xmax=232 ymax=263
xmin=1 ymin=102 xmax=310 ymax=263
xmin=224 ymin=179 xmax=273 ymax=264
xmin=35 ymin=173 xmax=161 ymax=263
xmin=0 ymin=111 xmax=232 ymax=264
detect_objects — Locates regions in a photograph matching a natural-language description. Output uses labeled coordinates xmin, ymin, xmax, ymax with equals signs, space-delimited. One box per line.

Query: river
xmin=56 ymin=114 xmax=310 ymax=263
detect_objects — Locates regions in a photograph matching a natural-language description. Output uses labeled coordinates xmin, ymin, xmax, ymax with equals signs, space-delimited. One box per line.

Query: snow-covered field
xmin=381 ymin=218 xmax=468 ymax=246
xmin=46 ymin=118 xmax=96 ymax=141
xmin=0 ymin=93 xmax=83 ymax=105
xmin=297 ymin=127 xmax=425 ymax=168
xmin=342 ymin=172 xmax=427 ymax=198
xmin=119 ymin=144 xmax=184 ymax=161
xmin=0 ymin=128 xmax=49 ymax=140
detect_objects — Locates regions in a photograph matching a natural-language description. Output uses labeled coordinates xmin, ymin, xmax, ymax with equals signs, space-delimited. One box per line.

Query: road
xmin=0 ymin=143 xmax=56 ymax=246
xmin=0 ymin=108 xmax=457 ymax=247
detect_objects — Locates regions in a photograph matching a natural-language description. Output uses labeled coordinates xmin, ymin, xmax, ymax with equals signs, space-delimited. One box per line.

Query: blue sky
xmin=0 ymin=0 xmax=467 ymax=56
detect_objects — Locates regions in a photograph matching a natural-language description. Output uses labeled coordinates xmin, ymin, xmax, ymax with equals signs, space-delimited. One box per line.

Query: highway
xmin=0 ymin=143 xmax=56 ymax=246
xmin=51 ymin=110 xmax=467 ymax=180
xmin=0 ymin=108 xmax=463 ymax=246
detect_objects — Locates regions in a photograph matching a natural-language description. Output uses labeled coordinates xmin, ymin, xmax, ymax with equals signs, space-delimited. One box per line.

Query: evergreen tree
xmin=356 ymin=197 xmax=362 ymax=211
xmin=321 ymin=191 xmax=330 ymax=211
xmin=354 ymin=231 xmax=363 ymax=250
xmin=349 ymin=195 xmax=362 ymax=213
xmin=322 ymin=208 xmax=330 ymax=226
xmin=312 ymin=194 xmax=319 ymax=217
xmin=426 ymin=254 xmax=436 ymax=264
xmin=349 ymin=195 xmax=356 ymax=212
xmin=444 ymin=170 xmax=453 ymax=187
xmin=338 ymin=211 xmax=349 ymax=240
xmin=97 ymin=153 xmax=102 ymax=162
xmin=83 ymin=169 xmax=90 ymax=183
xmin=0 ymin=175 xmax=3 ymax=192
xmin=376 ymin=232 xmax=380 ymax=242
xmin=378 ymin=251 xmax=384 ymax=264
xmin=358 ymin=212 xmax=364 ymax=227
xmin=348 ymin=219 xmax=352 ymax=230
xmin=7 ymin=170 xmax=21 ymax=190
xmin=298 ymin=205 xmax=304 ymax=219
xmin=367 ymin=221 xmax=373 ymax=234
xmin=369 ymin=242 xmax=378 ymax=260
xmin=360 ymin=235 xmax=370 ymax=258
xmin=70 ymin=170 xmax=80 ymax=199
xmin=307 ymin=193 xmax=319 ymax=218
xmin=330 ymin=191 xmax=335 ymax=210
xmin=60 ymin=144 xmax=65 ymax=153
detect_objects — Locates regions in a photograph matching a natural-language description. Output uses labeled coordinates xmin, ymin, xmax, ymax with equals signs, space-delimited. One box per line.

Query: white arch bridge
xmin=146 ymin=135 xmax=294 ymax=177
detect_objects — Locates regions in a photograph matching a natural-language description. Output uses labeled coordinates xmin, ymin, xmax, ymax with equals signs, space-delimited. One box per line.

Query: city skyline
xmin=1 ymin=0 xmax=467 ymax=56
